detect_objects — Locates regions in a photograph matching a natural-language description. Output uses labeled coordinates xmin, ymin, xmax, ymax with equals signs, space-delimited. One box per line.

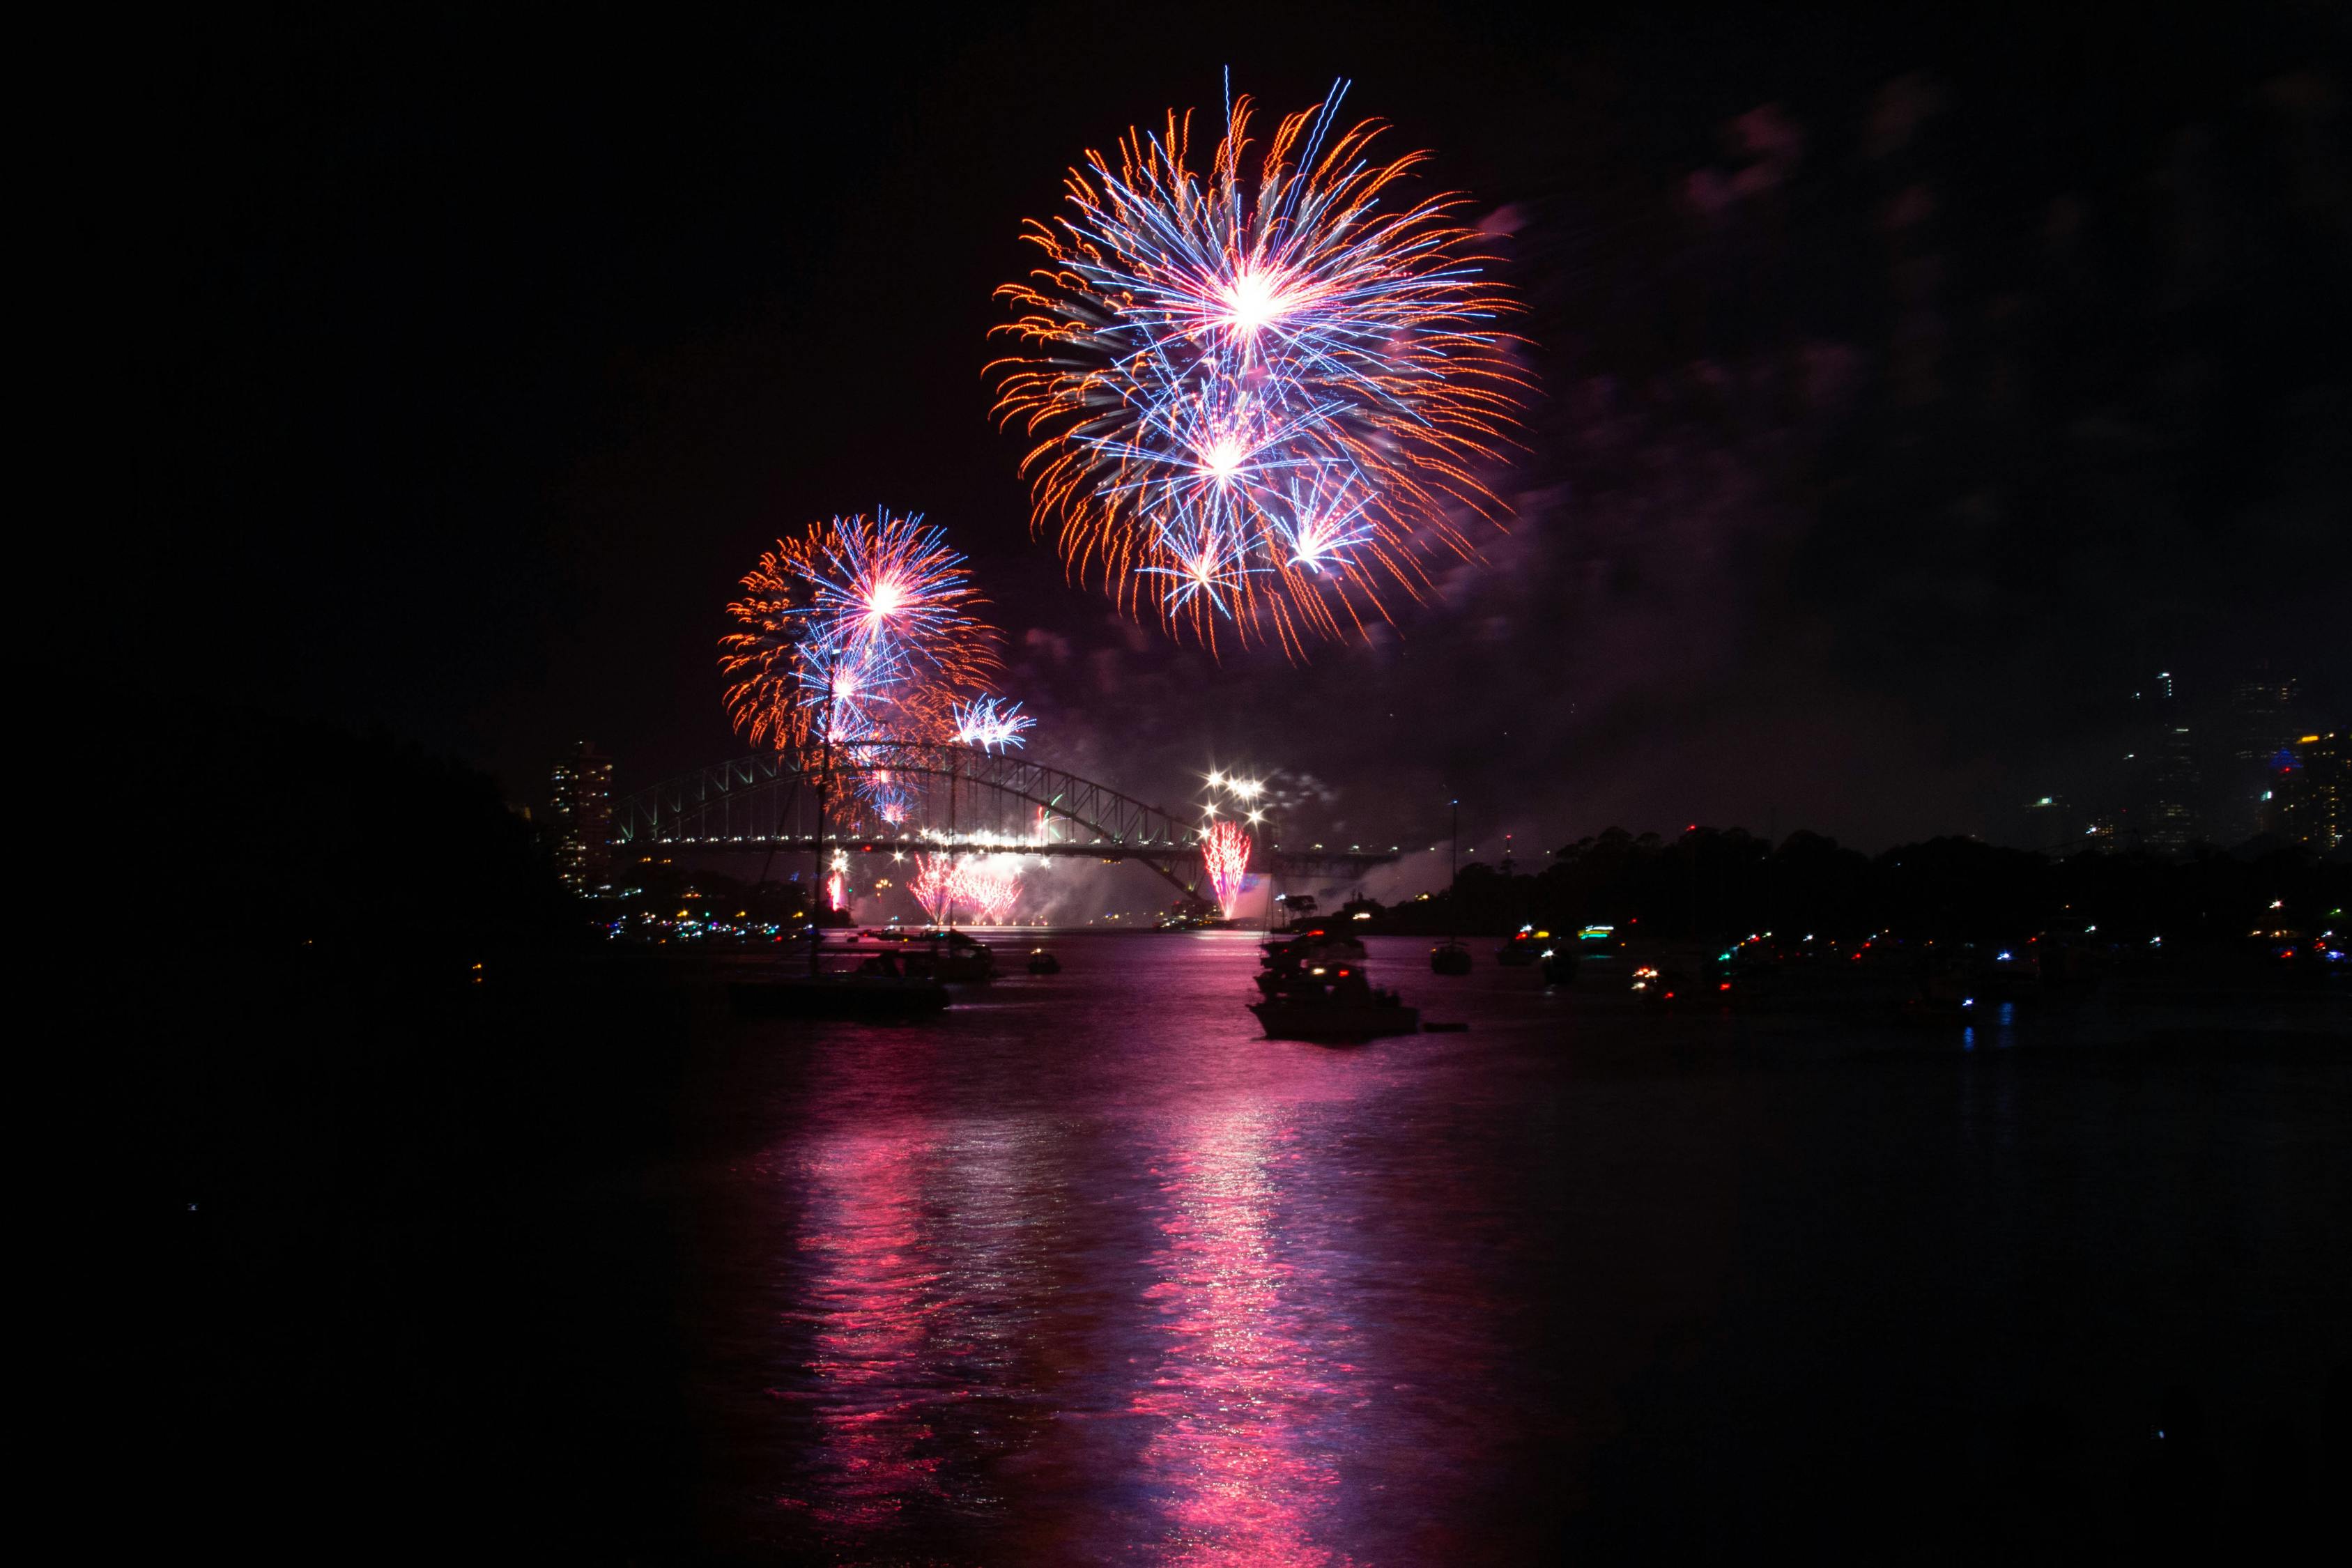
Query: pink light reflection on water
xmin=1130 ymin=1101 xmax=1368 ymax=1567
xmin=790 ymin=1125 xmax=948 ymax=1536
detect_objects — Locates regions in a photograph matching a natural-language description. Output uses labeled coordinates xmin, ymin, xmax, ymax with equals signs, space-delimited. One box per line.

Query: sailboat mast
xmin=810 ymin=665 xmax=835 ymax=978
xmin=1449 ymin=798 xmax=1459 ymax=941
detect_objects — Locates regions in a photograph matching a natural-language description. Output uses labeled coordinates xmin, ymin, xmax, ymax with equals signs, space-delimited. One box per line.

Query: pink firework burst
xmin=955 ymin=858 xmax=1022 ymax=924
xmin=1201 ymin=820 xmax=1252 ymax=918
xmin=910 ymin=854 xmax=960 ymax=924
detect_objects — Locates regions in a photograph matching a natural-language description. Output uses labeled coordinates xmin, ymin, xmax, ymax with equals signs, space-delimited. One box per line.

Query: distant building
xmin=2022 ymin=794 xmax=2074 ymax=852
xmin=2266 ymin=732 xmax=2345 ymax=852
xmin=2135 ymin=672 xmax=2199 ymax=852
xmin=548 ymin=741 xmax=613 ymax=893
xmin=2227 ymin=665 xmax=2300 ymax=838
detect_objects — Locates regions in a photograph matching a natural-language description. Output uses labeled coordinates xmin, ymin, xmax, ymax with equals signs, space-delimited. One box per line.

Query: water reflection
xmin=785 ymin=1081 xmax=1060 ymax=1551
xmin=679 ymin=935 xmax=2342 ymax=1562
xmin=1132 ymin=1102 xmax=1364 ymax=1566
xmin=794 ymin=1123 xmax=946 ymax=1534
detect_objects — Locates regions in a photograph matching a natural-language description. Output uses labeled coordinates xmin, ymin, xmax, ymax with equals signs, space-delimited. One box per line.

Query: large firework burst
xmin=720 ymin=510 xmax=1020 ymax=757
xmin=993 ymin=79 xmax=1525 ymax=653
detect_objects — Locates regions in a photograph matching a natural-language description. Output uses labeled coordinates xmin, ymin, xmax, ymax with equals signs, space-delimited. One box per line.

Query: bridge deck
xmin=610 ymin=834 xmax=1398 ymax=875
xmin=607 ymin=746 xmax=1402 ymax=891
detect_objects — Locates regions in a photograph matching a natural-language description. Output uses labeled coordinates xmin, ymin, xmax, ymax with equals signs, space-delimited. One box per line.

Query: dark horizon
xmin=126 ymin=6 xmax=2349 ymax=854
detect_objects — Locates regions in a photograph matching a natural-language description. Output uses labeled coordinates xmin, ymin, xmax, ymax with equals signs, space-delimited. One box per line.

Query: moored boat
xmin=1496 ymin=925 xmax=1546 ymax=965
xmin=853 ymin=928 xmax=997 ymax=982
xmin=1249 ymin=994 xmax=1420 ymax=1040
xmin=1252 ymin=926 xmax=1421 ymax=1040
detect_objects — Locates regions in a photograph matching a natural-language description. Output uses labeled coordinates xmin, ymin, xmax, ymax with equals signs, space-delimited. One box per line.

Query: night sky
xmin=135 ymin=6 xmax=2349 ymax=856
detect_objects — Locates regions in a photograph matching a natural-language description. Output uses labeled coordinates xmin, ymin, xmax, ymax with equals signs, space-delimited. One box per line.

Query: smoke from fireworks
xmin=993 ymin=79 xmax=1525 ymax=653
xmin=1201 ymin=818 xmax=1252 ymax=918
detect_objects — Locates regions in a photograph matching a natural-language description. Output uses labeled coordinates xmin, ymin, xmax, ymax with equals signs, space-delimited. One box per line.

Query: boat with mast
xmin=1431 ymin=797 xmax=1472 ymax=974
xmin=728 ymin=671 xmax=952 ymax=1017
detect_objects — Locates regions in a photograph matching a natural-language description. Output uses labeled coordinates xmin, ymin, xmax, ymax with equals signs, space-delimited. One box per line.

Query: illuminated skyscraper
xmin=548 ymin=741 xmax=613 ymax=893
xmin=2227 ymin=664 xmax=2300 ymax=838
xmin=2268 ymin=732 xmax=2345 ymax=852
xmin=2135 ymin=672 xmax=2199 ymax=852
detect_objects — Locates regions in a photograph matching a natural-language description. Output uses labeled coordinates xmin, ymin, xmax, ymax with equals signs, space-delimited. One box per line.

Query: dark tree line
xmin=1357 ymin=827 xmax=2346 ymax=944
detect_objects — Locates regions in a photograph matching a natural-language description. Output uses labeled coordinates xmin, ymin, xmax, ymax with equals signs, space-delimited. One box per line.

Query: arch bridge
xmin=611 ymin=742 xmax=1399 ymax=896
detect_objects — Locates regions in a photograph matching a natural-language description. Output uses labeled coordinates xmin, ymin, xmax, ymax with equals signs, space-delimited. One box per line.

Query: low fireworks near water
xmin=993 ymin=77 xmax=1525 ymax=654
xmin=1201 ymin=819 xmax=1252 ymax=919
xmin=909 ymin=852 xmax=1024 ymax=925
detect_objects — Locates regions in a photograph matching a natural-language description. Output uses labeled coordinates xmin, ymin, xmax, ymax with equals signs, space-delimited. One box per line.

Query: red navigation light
xmin=1719 ymin=982 xmax=1731 ymax=991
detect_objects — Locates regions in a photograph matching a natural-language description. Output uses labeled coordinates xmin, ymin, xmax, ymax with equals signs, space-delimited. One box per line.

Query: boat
xmin=1251 ymin=927 xmax=1420 ymax=1040
xmin=1540 ymin=946 xmax=1576 ymax=985
xmin=1630 ymin=964 xmax=1691 ymax=1009
xmin=854 ymin=927 xmax=997 ymax=982
xmin=1496 ymin=925 xmax=1546 ymax=966
xmin=1430 ymin=799 xmax=1472 ymax=974
xmin=1250 ymin=993 xmax=1420 ymax=1040
xmin=1254 ymin=928 xmax=1366 ymax=996
xmin=1026 ymin=948 xmax=1061 ymax=974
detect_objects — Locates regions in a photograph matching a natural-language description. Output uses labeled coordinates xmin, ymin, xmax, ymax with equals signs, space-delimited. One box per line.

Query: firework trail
xmin=1201 ymin=819 xmax=1252 ymax=918
xmin=910 ymin=853 xmax=960 ymax=924
xmin=993 ymin=79 xmax=1525 ymax=653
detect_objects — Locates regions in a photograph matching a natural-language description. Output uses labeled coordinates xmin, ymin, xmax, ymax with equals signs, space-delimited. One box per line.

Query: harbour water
xmin=641 ymin=932 xmax=2349 ymax=1561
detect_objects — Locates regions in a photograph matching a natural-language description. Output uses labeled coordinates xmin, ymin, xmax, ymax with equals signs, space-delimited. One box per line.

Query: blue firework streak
xmin=952 ymin=696 xmax=1036 ymax=753
xmin=1135 ymin=512 xmax=1268 ymax=622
